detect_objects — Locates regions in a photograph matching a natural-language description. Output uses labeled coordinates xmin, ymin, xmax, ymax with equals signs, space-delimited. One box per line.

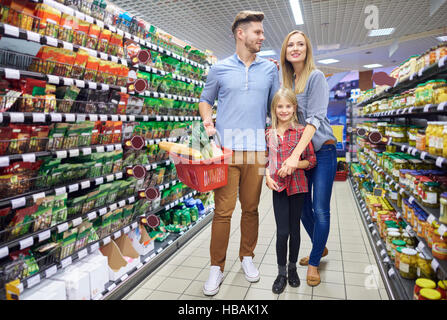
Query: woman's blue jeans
xmin=301 ymin=144 xmax=337 ymax=267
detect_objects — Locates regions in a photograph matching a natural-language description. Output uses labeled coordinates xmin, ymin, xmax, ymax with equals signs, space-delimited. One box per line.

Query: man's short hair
xmin=231 ymin=11 xmax=265 ymax=36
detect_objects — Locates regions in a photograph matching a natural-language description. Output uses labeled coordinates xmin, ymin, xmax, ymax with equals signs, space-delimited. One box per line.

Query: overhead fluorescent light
xmin=368 ymin=28 xmax=395 ymax=37
xmin=258 ymin=50 xmax=276 ymax=57
xmin=289 ymin=0 xmax=304 ymax=25
xmin=317 ymin=44 xmax=340 ymax=51
xmin=363 ymin=64 xmax=383 ymax=68
xmin=437 ymin=36 xmax=447 ymax=42
xmin=318 ymin=59 xmax=339 ymax=65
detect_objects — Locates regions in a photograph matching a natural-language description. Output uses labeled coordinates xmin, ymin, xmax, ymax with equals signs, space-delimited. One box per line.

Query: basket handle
xmin=210 ymin=131 xmax=222 ymax=148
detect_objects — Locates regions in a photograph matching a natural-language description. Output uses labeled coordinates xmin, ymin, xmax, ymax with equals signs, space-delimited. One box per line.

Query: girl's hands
xmin=266 ymin=175 xmax=279 ymax=191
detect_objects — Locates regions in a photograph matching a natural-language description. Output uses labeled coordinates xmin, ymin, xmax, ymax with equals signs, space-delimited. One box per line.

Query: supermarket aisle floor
xmin=124 ymin=180 xmax=390 ymax=300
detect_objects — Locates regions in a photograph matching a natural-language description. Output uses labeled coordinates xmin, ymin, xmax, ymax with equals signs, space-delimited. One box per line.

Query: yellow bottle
xmin=426 ymin=122 xmax=434 ymax=152
xmin=443 ymin=124 xmax=447 ymax=158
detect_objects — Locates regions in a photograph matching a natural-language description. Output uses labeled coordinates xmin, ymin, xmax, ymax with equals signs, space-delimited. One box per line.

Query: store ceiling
xmin=110 ymin=0 xmax=447 ymax=74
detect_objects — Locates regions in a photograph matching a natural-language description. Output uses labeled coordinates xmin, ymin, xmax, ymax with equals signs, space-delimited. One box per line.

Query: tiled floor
xmin=123 ymin=180 xmax=390 ymax=300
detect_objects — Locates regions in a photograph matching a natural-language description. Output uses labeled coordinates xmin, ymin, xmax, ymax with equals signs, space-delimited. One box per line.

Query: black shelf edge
xmin=390 ymin=142 xmax=447 ymax=169
xmin=360 ymin=101 xmax=447 ymax=119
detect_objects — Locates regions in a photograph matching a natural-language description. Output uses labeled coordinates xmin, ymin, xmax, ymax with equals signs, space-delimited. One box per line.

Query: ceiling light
xmin=289 ymin=0 xmax=304 ymax=25
xmin=363 ymin=64 xmax=383 ymax=68
xmin=258 ymin=50 xmax=276 ymax=57
xmin=317 ymin=44 xmax=340 ymax=51
xmin=318 ymin=59 xmax=339 ymax=65
xmin=437 ymin=36 xmax=447 ymax=42
xmin=368 ymin=28 xmax=395 ymax=37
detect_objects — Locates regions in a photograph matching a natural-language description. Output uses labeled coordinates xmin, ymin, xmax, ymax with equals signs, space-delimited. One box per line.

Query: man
xmin=199 ymin=10 xmax=279 ymax=296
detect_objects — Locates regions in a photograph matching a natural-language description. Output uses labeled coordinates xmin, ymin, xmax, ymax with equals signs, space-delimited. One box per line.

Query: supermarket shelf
xmin=385 ymin=196 xmax=447 ymax=280
xmin=355 ymin=57 xmax=447 ymax=107
xmin=18 ymin=188 xmax=202 ymax=293
xmin=0 ymin=66 xmax=126 ymax=92
xmin=364 ymin=154 xmax=445 ymax=224
xmin=18 ymin=194 xmax=139 ymax=291
xmin=0 ymin=159 xmax=176 ymax=257
xmin=0 ymin=23 xmax=205 ymax=87
xmin=0 ymin=143 xmax=122 ymax=167
xmin=389 ymin=142 xmax=447 ymax=169
xmin=0 ymin=112 xmax=200 ymax=125
xmin=0 ymin=67 xmax=202 ymax=103
xmin=101 ymin=206 xmax=213 ymax=300
xmin=349 ymin=175 xmax=414 ymax=300
xmin=30 ymin=0 xmax=206 ymax=70
xmin=361 ymin=101 xmax=447 ymax=118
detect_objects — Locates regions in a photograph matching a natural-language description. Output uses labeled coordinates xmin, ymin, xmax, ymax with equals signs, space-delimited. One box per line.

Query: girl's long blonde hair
xmin=270 ymin=87 xmax=299 ymax=132
xmin=280 ymin=30 xmax=316 ymax=94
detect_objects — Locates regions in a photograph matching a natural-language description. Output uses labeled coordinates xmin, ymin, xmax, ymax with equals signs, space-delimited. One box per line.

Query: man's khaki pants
xmin=210 ymin=151 xmax=266 ymax=272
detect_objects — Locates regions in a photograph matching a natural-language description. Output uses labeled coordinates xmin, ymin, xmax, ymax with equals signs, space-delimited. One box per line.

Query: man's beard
xmin=245 ymin=40 xmax=261 ymax=53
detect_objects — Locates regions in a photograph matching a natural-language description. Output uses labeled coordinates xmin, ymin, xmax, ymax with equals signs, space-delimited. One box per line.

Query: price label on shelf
xmin=95 ymin=177 xmax=104 ymax=185
xmin=45 ymin=265 xmax=57 ymax=279
xmin=411 ymin=148 xmax=418 ymax=156
xmin=69 ymin=149 xmax=80 ymax=158
xmin=423 ymin=104 xmax=431 ymax=112
xmin=102 ymin=84 xmax=110 ymax=91
xmin=10 ymin=112 xmax=25 ymax=123
xmin=129 ymin=196 xmax=135 ymax=203
xmin=77 ymin=249 xmax=88 ymax=260
xmin=439 ymin=56 xmax=446 ymax=68
xmin=114 ymin=231 xmax=121 ymax=239
xmin=19 ymin=237 xmax=34 ymax=250
xmin=81 ymin=180 xmax=91 ymax=189
xmin=12 ymin=197 xmax=26 ymax=209
xmin=88 ymin=211 xmax=97 ymax=221
xmin=102 ymin=236 xmax=111 ymax=245
xmin=90 ymin=242 xmax=99 ymax=252
xmin=119 ymin=200 xmax=126 ymax=207
xmin=108 ymin=25 xmax=116 ymax=33
xmin=0 ymin=246 xmax=8 ymax=259
xmin=4 ymin=24 xmax=19 ymax=37
xmin=109 ymin=203 xmax=117 ymax=211
xmin=419 ymin=151 xmax=427 ymax=160
xmin=437 ymin=101 xmax=446 ymax=111
xmin=388 ymin=269 xmax=395 ymax=277
xmin=436 ymin=157 xmax=445 ymax=168
xmin=99 ymin=208 xmax=107 ymax=216
xmin=81 ymin=147 xmax=92 ymax=156
xmin=372 ymin=230 xmax=378 ymax=236
xmin=376 ymin=240 xmax=381 ymax=247
xmin=418 ymin=68 xmax=424 ymax=77
xmin=38 ymin=229 xmax=51 ymax=243
xmin=417 ymin=241 xmax=425 ymax=252
xmin=427 ymin=214 xmax=436 ymax=225
xmin=99 ymin=115 xmax=108 ymax=122
xmin=88 ymin=82 xmax=97 ymax=90
xmin=123 ymin=226 xmax=131 ymax=234
xmin=61 ymin=257 xmax=72 ymax=269
xmin=437 ymin=224 xmax=447 ymax=237
xmin=21 ymin=153 xmax=36 ymax=163
xmin=72 ymin=217 xmax=83 ymax=227
xmin=55 ymin=187 xmax=66 ymax=196
xmin=131 ymin=222 xmax=138 ymax=230
xmin=380 ymin=249 xmax=387 ymax=257
xmin=431 ymin=259 xmax=440 ymax=272
xmin=57 ymin=222 xmax=69 ymax=233
xmin=96 ymin=146 xmax=105 ymax=153
xmin=409 ymin=196 xmax=415 ymax=204
xmin=47 ymin=75 xmax=60 ymax=84
xmin=68 ymin=183 xmax=79 ymax=193
xmin=106 ymin=174 xmax=114 ymax=182
xmin=27 ymin=274 xmax=41 ymax=288
xmin=26 ymin=30 xmax=41 ymax=43
xmin=107 ymin=283 xmax=117 ymax=292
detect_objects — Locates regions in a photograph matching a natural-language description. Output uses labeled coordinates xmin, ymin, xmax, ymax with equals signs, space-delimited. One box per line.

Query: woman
xmin=277 ymin=30 xmax=337 ymax=287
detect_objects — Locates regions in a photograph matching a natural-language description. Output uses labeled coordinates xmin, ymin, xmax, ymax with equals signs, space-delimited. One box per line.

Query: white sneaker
xmin=203 ymin=266 xmax=224 ymax=296
xmin=241 ymin=256 xmax=260 ymax=282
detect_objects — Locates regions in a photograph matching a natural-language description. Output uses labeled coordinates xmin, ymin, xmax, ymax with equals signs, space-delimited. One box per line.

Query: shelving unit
xmin=0 ymin=0 xmax=214 ymax=301
xmin=349 ymin=49 xmax=447 ymax=300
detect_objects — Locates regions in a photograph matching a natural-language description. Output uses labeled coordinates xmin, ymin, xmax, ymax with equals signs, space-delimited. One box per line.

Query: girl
xmin=277 ymin=30 xmax=337 ymax=287
xmin=265 ymin=87 xmax=316 ymax=294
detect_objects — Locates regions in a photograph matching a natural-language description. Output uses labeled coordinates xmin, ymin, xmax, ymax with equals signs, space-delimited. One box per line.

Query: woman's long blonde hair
xmin=280 ymin=30 xmax=316 ymax=94
xmin=270 ymin=87 xmax=299 ymax=132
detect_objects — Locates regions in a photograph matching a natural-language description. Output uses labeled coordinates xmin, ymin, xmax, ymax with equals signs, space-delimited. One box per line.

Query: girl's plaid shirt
xmin=265 ymin=125 xmax=316 ymax=195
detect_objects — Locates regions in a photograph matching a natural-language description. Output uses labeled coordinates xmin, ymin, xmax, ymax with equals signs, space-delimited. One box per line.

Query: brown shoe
xmin=299 ymin=247 xmax=329 ymax=266
xmin=306 ymin=272 xmax=321 ymax=287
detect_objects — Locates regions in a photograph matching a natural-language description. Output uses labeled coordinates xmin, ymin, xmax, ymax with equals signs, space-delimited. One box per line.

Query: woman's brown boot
xmin=299 ymin=247 xmax=328 ymax=266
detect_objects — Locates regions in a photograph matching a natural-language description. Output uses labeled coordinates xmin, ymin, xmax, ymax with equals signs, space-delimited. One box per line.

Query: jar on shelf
xmin=408 ymin=127 xmax=420 ymax=147
xmin=443 ymin=125 xmax=447 ymax=158
xmin=433 ymin=81 xmax=447 ymax=105
xmin=437 ymin=280 xmax=447 ymax=300
xmin=395 ymin=246 xmax=404 ymax=269
xmin=392 ymin=159 xmax=408 ymax=182
xmin=385 ymin=230 xmax=405 ymax=256
xmin=427 ymin=221 xmax=440 ymax=249
xmin=434 ymin=122 xmax=446 ymax=156
xmin=421 ymin=181 xmax=441 ymax=208
xmin=432 ymin=229 xmax=447 ymax=260
xmin=436 ymin=43 xmax=447 ymax=61
xmin=402 ymin=231 xmax=416 ymax=249
xmin=440 ymin=193 xmax=447 ymax=225
xmin=389 ymin=183 xmax=398 ymax=202
xmin=415 ymin=83 xmax=426 ymax=106
xmin=408 ymin=159 xmax=424 ymax=170
xmin=426 ymin=122 xmax=435 ymax=152
xmin=416 ymin=252 xmax=435 ymax=280
xmin=391 ymin=239 xmax=406 ymax=261
xmin=416 ymin=129 xmax=426 ymax=152
xmin=429 ymin=47 xmax=438 ymax=65
xmin=399 ymin=248 xmax=418 ymax=279
xmin=414 ymin=278 xmax=437 ymax=300
xmin=419 ymin=288 xmax=441 ymax=300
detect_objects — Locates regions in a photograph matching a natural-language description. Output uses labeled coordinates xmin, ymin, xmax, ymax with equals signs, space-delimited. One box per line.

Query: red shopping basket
xmin=168 ymin=147 xmax=233 ymax=193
